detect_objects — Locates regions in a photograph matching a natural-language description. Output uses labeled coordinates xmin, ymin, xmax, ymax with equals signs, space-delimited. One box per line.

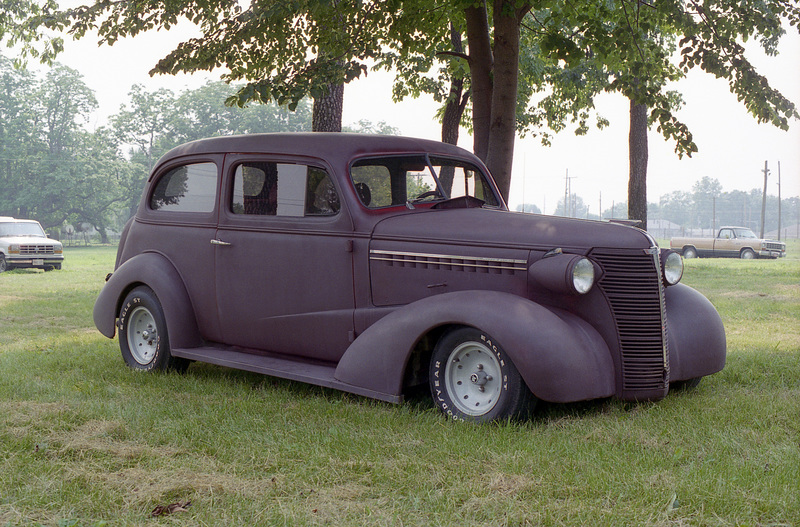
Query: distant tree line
xmin=0 ymin=56 xmax=397 ymax=241
xmin=653 ymin=176 xmax=798 ymax=236
xmin=524 ymin=175 xmax=798 ymax=236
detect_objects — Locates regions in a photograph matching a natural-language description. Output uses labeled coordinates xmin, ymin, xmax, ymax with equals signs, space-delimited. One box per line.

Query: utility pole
xmin=760 ymin=161 xmax=769 ymax=239
xmin=777 ymin=161 xmax=782 ymax=240
xmin=712 ymin=195 xmax=716 ymax=232
xmin=564 ymin=169 xmax=577 ymax=217
xmin=599 ymin=191 xmax=602 ymax=220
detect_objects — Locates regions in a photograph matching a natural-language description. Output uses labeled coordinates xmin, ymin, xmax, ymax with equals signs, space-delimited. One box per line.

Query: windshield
xmin=0 ymin=222 xmax=46 ymax=238
xmin=734 ymin=228 xmax=757 ymax=239
xmin=350 ymin=155 xmax=500 ymax=209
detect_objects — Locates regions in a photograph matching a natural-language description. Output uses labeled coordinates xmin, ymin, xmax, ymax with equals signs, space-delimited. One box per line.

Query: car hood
xmin=0 ymin=235 xmax=56 ymax=245
xmin=370 ymin=208 xmax=654 ymax=252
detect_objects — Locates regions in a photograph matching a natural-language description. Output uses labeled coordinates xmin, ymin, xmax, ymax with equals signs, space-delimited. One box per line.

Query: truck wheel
xmin=740 ymin=248 xmax=755 ymax=259
xmin=429 ymin=327 xmax=535 ymax=422
xmin=118 ymin=286 xmax=188 ymax=372
xmin=0 ymin=255 xmax=6 ymax=273
xmin=682 ymin=247 xmax=697 ymax=259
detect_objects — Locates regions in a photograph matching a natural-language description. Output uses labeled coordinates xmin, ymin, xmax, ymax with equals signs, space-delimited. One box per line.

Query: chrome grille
xmin=764 ymin=242 xmax=784 ymax=251
xmin=591 ymin=248 xmax=669 ymax=397
xmin=20 ymin=245 xmax=55 ymax=255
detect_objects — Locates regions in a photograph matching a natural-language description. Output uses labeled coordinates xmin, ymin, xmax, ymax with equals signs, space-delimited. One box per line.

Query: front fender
xmin=665 ymin=283 xmax=726 ymax=382
xmin=334 ymin=290 xmax=615 ymax=403
xmin=93 ymin=252 xmax=202 ymax=349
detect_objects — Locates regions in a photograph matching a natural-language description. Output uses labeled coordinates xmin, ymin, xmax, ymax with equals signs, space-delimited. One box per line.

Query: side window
xmin=150 ymin=162 xmax=217 ymax=213
xmin=719 ymin=229 xmax=732 ymax=239
xmin=231 ymin=162 xmax=339 ymax=217
xmin=351 ymin=164 xmax=394 ymax=208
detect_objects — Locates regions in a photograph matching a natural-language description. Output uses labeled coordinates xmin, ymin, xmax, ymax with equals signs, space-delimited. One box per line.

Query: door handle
xmin=210 ymin=239 xmax=232 ymax=246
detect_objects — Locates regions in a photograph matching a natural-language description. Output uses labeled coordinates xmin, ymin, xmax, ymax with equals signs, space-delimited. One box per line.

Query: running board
xmin=171 ymin=346 xmax=403 ymax=404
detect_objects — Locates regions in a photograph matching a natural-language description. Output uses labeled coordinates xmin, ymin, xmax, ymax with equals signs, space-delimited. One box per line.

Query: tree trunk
xmin=439 ymin=25 xmax=470 ymax=196
xmin=628 ymin=99 xmax=649 ymax=231
xmin=483 ymin=0 xmax=525 ymax=202
xmin=312 ymin=82 xmax=344 ymax=132
xmin=441 ymin=23 xmax=469 ymax=147
xmin=464 ymin=4 xmax=493 ymax=162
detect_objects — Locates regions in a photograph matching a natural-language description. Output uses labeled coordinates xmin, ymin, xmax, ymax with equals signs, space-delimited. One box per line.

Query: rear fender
xmin=334 ymin=290 xmax=615 ymax=403
xmin=93 ymin=252 xmax=202 ymax=349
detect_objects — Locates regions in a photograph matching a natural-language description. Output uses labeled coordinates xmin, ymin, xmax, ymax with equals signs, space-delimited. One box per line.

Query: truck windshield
xmin=734 ymin=229 xmax=757 ymax=239
xmin=350 ymin=155 xmax=500 ymax=209
xmin=0 ymin=222 xmax=46 ymax=237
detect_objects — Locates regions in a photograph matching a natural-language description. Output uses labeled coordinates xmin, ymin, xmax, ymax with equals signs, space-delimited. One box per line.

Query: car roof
xmin=155 ymin=133 xmax=483 ymax=172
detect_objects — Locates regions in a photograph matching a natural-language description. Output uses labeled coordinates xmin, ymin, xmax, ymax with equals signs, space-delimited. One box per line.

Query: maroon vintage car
xmin=94 ymin=133 xmax=726 ymax=422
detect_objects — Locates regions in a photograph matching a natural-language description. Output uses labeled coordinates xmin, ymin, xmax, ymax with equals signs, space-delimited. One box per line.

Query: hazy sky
xmin=54 ymin=19 xmax=800 ymax=214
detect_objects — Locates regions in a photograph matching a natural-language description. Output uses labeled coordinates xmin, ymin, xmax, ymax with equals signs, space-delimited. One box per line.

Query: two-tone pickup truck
xmin=670 ymin=226 xmax=786 ymax=259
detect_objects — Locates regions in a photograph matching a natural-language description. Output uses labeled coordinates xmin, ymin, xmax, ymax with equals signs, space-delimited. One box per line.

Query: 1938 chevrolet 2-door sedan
xmin=94 ymin=133 xmax=726 ymax=422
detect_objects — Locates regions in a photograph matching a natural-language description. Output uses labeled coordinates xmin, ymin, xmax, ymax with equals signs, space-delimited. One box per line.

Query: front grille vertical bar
xmin=591 ymin=248 xmax=669 ymax=400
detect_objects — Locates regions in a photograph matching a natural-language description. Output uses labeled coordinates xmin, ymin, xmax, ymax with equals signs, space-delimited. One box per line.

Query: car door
xmin=214 ymin=155 xmax=355 ymax=363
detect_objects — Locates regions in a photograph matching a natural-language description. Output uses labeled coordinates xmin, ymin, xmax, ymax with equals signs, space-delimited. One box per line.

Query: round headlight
xmin=662 ymin=251 xmax=683 ymax=286
xmin=571 ymin=257 xmax=595 ymax=294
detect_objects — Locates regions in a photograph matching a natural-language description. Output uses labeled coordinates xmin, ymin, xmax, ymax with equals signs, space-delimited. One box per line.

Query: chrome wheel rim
xmin=127 ymin=306 xmax=158 ymax=365
xmin=444 ymin=341 xmax=502 ymax=416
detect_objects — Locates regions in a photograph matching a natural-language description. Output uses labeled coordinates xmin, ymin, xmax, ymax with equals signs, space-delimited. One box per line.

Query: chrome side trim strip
xmin=369 ymin=249 xmax=527 ymax=271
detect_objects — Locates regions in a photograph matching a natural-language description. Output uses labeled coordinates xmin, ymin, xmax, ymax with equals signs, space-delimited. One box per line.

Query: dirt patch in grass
xmin=0 ymin=401 xmax=69 ymax=426
xmin=87 ymin=466 xmax=272 ymax=509
xmin=54 ymin=419 xmax=155 ymax=460
xmin=487 ymin=472 xmax=540 ymax=495
xmin=717 ymin=289 xmax=794 ymax=302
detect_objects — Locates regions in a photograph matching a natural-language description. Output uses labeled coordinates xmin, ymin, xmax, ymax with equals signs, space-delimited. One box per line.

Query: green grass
xmin=1 ymin=244 xmax=798 ymax=526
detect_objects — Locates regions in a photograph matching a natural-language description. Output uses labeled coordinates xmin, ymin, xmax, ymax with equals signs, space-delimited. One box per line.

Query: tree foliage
xmin=0 ymin=58 xmax=315 ymax=237
xmin=3 ymin=0 xmax=798 ymax=216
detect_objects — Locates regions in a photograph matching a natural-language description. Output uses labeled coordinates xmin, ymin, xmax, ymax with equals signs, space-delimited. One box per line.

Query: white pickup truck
xmin=670 ymin=226 xmax=786 ymax=259
xmin=0 ymin=217 xmax=65 ymax=272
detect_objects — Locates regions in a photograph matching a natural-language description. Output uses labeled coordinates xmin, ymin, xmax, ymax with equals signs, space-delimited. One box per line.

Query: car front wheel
xmin=118 ymin=286 xmax=188 ymax=372
xmin=429 ymin=327 xmax=535 ymax=422
xmin=0 ymin=255 xmax=6 ymax=273
xmin=740 ymin=248 xmax=755 ymax=259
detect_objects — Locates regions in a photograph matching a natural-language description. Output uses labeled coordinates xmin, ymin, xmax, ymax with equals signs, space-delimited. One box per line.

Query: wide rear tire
xmin=118 ymin=286 xmax=188 ymax=372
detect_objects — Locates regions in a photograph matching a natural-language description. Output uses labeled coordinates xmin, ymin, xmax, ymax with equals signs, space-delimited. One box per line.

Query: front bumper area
xmin=5 ymin=254 xmax=64 ymax=269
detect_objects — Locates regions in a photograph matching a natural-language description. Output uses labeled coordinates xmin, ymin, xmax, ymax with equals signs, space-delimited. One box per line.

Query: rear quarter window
xmin=150 ymin=162 xmax=218 ymax=213
xmin=230 ymin=162 xmax=339 ymax=217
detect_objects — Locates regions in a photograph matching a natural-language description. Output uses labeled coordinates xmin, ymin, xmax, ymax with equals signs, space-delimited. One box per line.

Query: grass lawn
xmin=1 ymin=242 xmax=798 ymax=526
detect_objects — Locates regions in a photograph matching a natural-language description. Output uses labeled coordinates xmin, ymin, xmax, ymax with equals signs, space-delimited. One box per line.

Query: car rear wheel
xmin=429 ymin=327 xmax=535 ymax=422
xmin=682 ymin=247 xmax=697 ymax=259
xmin=740 ymin=248 xmax=755 ymax=259
xmin=118 ymin=286 xmax=188 ymax=372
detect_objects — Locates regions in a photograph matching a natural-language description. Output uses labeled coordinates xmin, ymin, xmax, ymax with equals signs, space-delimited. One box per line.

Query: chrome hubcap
xmin=444 ymin=341 xmax=502 ymax=416
xmin=127 ymin=306 xmax=158 ymax=365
